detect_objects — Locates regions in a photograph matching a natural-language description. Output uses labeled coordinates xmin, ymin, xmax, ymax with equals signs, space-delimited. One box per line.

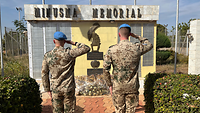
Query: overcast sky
xmin=1 ymin=0 xmax=200 ymax=33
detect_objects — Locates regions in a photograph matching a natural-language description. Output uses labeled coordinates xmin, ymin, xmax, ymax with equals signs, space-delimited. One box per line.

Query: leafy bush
xmin=156 ymin=50 xmax=188 ymax=65
xmin=156 ymin=33 xmax=171 ymax=49
xmin=3 ymin=60 xmax=29 ymax=76
xmin=144 ymin=73 xmax=168 ymax=112
xmin=154 ymin=74 xmax=200 ymax=112
xmin=156 ymin=50 xmax=171 ymax=65
xmin=0 ymin=55 xmax=29 ymax=76
xmin=0 ymin=75 xmax=42 ymax=113
xmin=144 ymin=73 xmax=200 ymax=113
xmin=166 ymin=50 xmax=188 ymax=64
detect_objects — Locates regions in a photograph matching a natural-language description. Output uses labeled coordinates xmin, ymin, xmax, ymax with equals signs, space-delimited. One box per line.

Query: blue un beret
xmin=119 ymin=24 xmax=131 ymax=31
xmin=54 ymin=31 xmax=67 ymax=40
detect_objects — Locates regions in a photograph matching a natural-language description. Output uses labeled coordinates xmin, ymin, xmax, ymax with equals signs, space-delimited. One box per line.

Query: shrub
xmin=0 ymin=75 xmax=42 ymax=113
xmin=156 ymin=50 xmax=188 ymax=65
xmin=0 ymin=55 xmax=29 ymax=76
xmin=156 ymin=50 xmax=171 ymax=65
xmin=166 ymin=50 xmax=188 ymax=64
xmin=144 ymin=73 xmax=200 ymax=113
xmin=3 ymin=60 xmax=29 ymax=76
xmin=144 ymin=73 xmax=168 ymax=112
xmin=156 ymin=33 xmax=171 ymax=49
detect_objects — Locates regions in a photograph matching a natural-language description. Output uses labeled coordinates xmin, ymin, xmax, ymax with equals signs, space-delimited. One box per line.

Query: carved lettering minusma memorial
xmin=34 ymin=7 xmax=142 ymax=19
xmin=24 ymin=5 xmax=159 ymax=21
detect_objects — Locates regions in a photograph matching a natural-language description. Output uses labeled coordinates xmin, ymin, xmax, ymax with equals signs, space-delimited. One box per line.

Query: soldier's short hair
xmin=119 ymin=27 xmax=131 ymax=38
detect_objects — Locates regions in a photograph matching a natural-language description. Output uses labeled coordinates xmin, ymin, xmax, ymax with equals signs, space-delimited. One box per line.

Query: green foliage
xmin=172 ymin=18 xmax=197 ymax=35
xmin=157 ymin=24 xmax=167 ymax=35
xmin=13 ymin=16 xmax=27 ymax=33
xmin=179 ymin=22 xmax=189 ymax=36
xmin=1 ymin=55 xmax=29 ymax=76
xmin=144 ymin=73 xmax=200 ymax=113
xmin=144 ymin=73 xmax=168 ymax=113
xmin=156 ymin=50 xmax=171 ymax=65
xmin=156 ymin=33 xmax=171 ymax=49
xmin=166 ymin=50 xmax=188 ymax=64
xmin=0 ymin=75 xmax=42 ymax=113
xmin=156 ymin=50 xmax=188 ymax=65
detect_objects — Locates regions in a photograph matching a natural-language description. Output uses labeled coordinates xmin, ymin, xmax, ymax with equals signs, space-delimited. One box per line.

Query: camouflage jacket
xmin=41 ymin=42 xmax=90 ymax=92
xmin=103 ymin=36 xmax=153 ymax=94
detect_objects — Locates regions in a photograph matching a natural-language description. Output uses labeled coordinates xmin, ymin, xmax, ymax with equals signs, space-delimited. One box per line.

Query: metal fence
xmin=3 ymin=27 xmax=189 ymax=57
xmin=4 ymin=27 xmax=28 ymax=57
xmin=167 ymin=30 xmax=189 ymax=56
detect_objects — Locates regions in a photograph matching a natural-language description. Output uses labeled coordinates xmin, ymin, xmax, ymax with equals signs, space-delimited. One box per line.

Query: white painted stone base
xmin=189 ymin=20 xmax=200 ymax=75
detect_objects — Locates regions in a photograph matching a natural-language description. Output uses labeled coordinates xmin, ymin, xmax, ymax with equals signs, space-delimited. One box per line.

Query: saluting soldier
xmin=41 ymin=31 xmax=90 ymax=113
xmin=103 ymin=24 xmax=153 ymax=113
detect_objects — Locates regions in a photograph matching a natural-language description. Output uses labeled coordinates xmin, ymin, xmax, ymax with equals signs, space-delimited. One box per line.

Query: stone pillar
xmin=188 ymin=20 xmax=200 ymax=75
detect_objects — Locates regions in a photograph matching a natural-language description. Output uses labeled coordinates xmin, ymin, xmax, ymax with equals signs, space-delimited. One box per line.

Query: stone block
xmin=189 ymin=20 xmax=200 ymax=75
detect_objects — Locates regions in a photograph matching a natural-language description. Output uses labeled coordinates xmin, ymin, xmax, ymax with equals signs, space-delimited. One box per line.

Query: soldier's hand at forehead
xmin=130 ymin=33 xmax=139 ymax=39
xmin=65 ymin=40 xmax=75 ymax=45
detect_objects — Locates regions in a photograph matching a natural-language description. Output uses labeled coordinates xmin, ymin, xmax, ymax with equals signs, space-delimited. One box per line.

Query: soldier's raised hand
xmin=65 ymin=40 xmax=75 ymax=45
xmin=130 ymin=33 xmax=139 ymax=39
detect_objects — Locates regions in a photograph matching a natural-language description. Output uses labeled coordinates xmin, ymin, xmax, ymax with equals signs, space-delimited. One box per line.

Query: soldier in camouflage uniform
xmin=103 ymin=24 xmax=153 ymax=113
xmin=41 ymin=31 xmax=90 ymax=113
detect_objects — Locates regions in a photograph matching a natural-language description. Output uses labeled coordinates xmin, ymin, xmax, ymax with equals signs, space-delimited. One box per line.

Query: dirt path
xmin=156 ymin=64 xmax=188 ymax=74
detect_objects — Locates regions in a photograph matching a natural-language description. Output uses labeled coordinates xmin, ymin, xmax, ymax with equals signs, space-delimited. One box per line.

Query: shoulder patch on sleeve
xmin=66 ymin=47 xmax=71 ymax=50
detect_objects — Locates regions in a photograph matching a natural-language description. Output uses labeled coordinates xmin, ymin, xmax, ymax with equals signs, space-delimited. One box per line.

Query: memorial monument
xmin=24 ymin=4 xmax=159 ymax=79
xmin=87 ymin=23 xmax=103 ymax=75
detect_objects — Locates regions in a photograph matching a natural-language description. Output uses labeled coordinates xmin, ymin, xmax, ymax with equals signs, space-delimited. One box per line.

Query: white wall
xmin=188 ymin=20 xmax=200 ymax=75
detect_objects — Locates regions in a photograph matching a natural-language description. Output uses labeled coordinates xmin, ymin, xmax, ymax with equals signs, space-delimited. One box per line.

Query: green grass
xmin=0 ymin=54 xmax=29 ymax=77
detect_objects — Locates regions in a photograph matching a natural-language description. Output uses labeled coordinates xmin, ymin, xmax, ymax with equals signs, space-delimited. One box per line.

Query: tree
xmin=156 ymin=24 xmax=171 ymax=49
xmin=13 ymin=16 xmax=27 ymax=33
xmin=12 ymin=16 xmax=27 ymax=55
xmin=156 ymin=32 xmax=171 ymax=65
xmin=156 ymin=32 xmax=171 ymax=50
xmin=157 ymin=24 xmax=167 ymax=35
xmin=172 ymin=18 xmax=197 ymax=35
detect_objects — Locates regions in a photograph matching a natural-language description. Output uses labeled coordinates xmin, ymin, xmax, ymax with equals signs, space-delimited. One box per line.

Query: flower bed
xmin=75 ymin=74 xmax=109 ymax=96
xmin=144 ymin=73 xmax=200 ymax=113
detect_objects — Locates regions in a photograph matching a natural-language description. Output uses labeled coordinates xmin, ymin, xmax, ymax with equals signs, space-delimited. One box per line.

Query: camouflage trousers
xmin=51 ymin=89 xmax=76 ymax=113
xmin=112 ymin=93 xmax=139 ymax=113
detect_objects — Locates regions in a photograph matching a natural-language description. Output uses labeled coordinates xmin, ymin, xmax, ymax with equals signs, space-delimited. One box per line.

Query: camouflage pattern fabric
xmin=41 ymin=42 xmax=90 ymax=113
xmin=103 ymin=36 xmax=153 ymax=112
xmin=41 ymin=42 xmax=90 ymax=92
xmin=52 ymin=89 xmax=76 ymax=113
xmin=112 ymin=93 xmax=138 ymax=113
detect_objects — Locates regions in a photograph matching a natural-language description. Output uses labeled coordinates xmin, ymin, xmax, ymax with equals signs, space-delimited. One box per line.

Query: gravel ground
xmin=156 ymin=64 xmax=188 ymax=74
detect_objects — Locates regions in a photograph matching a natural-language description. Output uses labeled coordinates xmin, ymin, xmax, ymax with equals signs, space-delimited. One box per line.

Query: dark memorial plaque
xmin=87 ymin=68 xmax=103 ymax=75
xmin=87 ymin=52 xmax=103 ymax=60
